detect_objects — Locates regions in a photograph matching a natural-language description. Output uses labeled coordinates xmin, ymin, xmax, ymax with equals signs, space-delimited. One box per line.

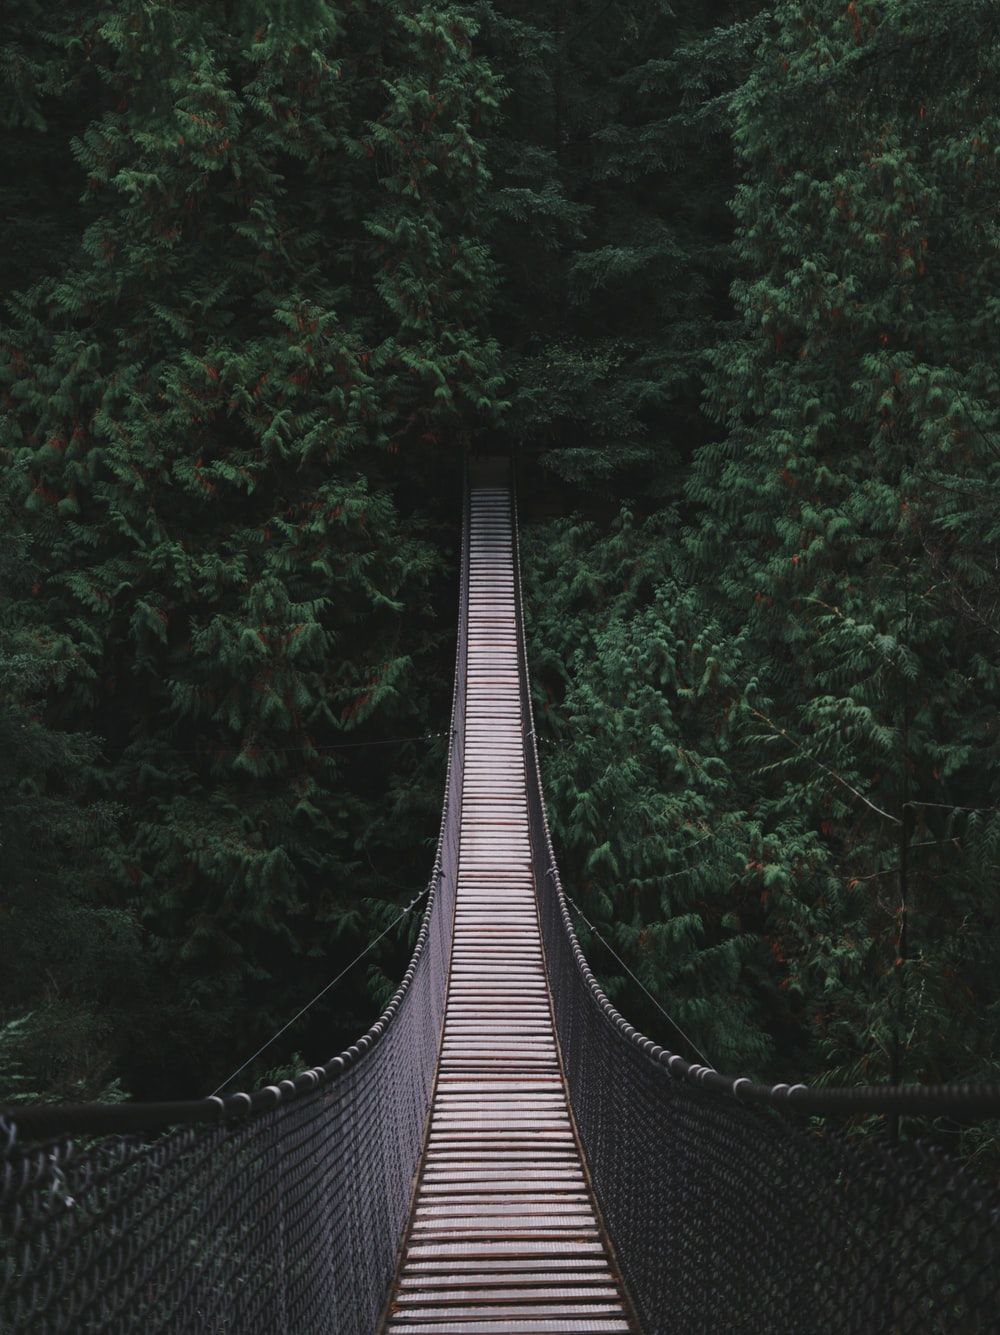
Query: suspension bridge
xmin=2 ymin=458 xmax=1000 ymax=1334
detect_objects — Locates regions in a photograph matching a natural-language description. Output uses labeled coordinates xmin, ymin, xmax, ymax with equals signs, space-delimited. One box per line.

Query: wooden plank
xmin=395 ymin=1287 xmax=622 ymax=1304
xmin=386 ymin=1319 xmax=630 ymax=1334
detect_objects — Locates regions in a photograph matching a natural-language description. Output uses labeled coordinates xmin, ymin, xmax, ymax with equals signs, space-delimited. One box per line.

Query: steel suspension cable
xmin=559 ymin=877 xmax=714 ymax=1069
xmin=209 ymin=885 xmax=432 ymax=1097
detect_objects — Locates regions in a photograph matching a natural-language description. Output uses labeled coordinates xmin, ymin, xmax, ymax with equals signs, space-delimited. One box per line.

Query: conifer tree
xmin=0 ymin=1 xmax=95 ymax=296
xmin=2 ymin=0 xmax=503 ymax=1095
xmin=522 ymin=0 xmax=1000 ymax=1105
xmin=477 ymin=0 xmax=759 ymax=486
xmin=0 ymin=466 xmax=136 ymax=1104
xmin=688 ymin=0 xmax=1000 ymax=1091
xmin=522 ymin=510 xmax=777 ymax=1071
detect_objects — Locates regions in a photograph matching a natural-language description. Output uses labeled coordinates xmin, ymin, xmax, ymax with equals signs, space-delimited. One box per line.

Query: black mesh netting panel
xmin=0 ymin=500 xmax=469 ymax=1335
xmin=510 ymin=488 xmax=1000 ymax=1335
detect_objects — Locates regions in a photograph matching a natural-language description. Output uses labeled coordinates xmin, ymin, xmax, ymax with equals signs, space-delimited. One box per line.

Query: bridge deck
xmin=384 ymin=488 xmax=630 ymax=1334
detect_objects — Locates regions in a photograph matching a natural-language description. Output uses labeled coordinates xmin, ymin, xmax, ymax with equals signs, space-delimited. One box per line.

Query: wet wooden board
xmin=384 ymin=487 xmax=631 ymax=1335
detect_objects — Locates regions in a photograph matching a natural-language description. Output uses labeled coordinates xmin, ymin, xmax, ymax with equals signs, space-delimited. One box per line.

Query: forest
xmin=2 ymin=0 xmax=998 ymax=1158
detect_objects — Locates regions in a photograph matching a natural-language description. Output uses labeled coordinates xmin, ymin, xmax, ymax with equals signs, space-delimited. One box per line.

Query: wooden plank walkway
xmin=384 ymin=487 xmax=630 ymax=1335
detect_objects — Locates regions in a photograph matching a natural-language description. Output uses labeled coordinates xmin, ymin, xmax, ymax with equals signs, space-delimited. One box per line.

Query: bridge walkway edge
xmin=380 ymin=482 xmax=633 ymax=1335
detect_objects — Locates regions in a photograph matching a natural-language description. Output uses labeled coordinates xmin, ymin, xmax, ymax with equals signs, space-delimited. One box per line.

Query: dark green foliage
xmin=476 ymin=0 xmax=755 ymax=487
xmin=2 ymin=0 xmax=502 ymax=1098
xmin=0 ymin=480 xmax=134 ymax=1104
xmin=523 ymin=0 xmax=1000 ymax=1121
xmin=523 ymin=510 xmax=778 ymax=1072
xmin=691 ymin=0 xmax=1000 ymax=1092
xmin=0 ymin=3 xmax=96 ymax=297
xmin=2 ymin=0 xmax=999 ymax=1139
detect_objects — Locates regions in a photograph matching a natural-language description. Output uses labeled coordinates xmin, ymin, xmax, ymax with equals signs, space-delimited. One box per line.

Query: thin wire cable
xmin=560 ymin=880 xmax=714 ymax=1069
xmin=209 ymin=884 xmax=431 ymax=1097
xmin=160 ymin=731 xmax=446 ymax=758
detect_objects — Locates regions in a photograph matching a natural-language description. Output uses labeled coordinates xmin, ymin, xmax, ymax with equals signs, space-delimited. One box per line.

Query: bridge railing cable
xmin=508 ymin=463 xmax=1000 ymax=1335
xmin=0 ymin=485 xmax=471 ymax=1335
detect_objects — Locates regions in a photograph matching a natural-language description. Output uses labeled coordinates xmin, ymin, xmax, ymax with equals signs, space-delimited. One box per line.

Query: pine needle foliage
xmin=690 ymin=0 xmax=1000 ymax=1094
xmin=475 ymin=0 xmax=755 ymax=487
xmin=2 ymin=0 xmax=503 ymax=1096
xmin=522 ymin=0 xmax=1000 ymax=1125
xmin=3 ymin=0 xmax=999 ymax=1140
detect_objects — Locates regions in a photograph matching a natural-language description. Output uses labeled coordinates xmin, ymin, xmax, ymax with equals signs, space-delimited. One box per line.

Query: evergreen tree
xmin=2 ymin=0 xmax=503 ymax=1096
xmin=5 ymin=0 xmax=1000 ymax=1132
xmin=522 ymin=509 xmax=778 ymax=1071
xmin=0 ymin=470 xmax=134 ymax=1105
xmin=689 ymin=0 xmax=1000 ymax=1091
xmin=0 ymin=2 xmax=95 ymax=298
xmin=522 ymin=0 xmax=1000 ymax=1109
xmin=477 ymin=0 xmax=760 ymax=487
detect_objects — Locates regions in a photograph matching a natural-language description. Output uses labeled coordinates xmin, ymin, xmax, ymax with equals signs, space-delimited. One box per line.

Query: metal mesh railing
xmin=0 ymin=490 xmax=470 ymax=1335
xmin=509 ymin=474 xmax=1000 ymax=1335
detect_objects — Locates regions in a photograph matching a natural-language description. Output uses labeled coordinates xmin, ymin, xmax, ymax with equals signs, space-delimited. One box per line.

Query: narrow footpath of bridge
xmin=382 ymin=487 xmax=631 ymax=1334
